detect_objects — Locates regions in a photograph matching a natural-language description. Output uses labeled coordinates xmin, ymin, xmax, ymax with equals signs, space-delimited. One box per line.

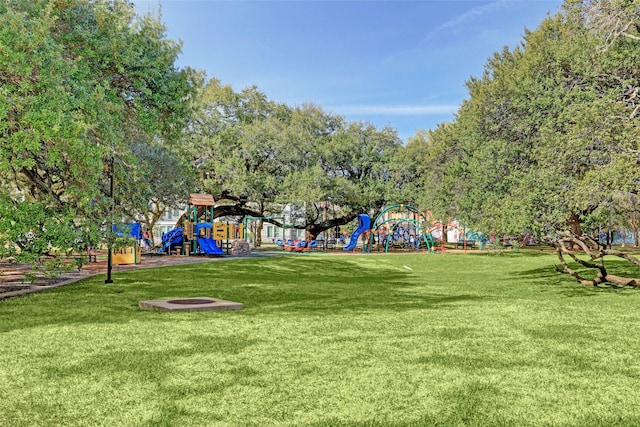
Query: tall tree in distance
xmin=187 ymin=78 xmax=294 ymax=238
xmin=188 ymin=79 xmax=402 ymax=241
xmin=282 ymin=107 xmax=401 ymax=239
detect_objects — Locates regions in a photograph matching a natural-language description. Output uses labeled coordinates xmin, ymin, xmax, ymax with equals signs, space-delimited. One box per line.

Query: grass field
xmin=2 ymin=252 xmax=640 ymax=426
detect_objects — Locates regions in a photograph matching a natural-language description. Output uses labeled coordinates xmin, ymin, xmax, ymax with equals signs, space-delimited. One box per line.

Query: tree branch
xmin=555 ymin=246 xmax=597 ymax=286
xmin=553 ymin=232 xmax=640 ymax=287
xmin=602 ymin=249 xmax=640 ymax=267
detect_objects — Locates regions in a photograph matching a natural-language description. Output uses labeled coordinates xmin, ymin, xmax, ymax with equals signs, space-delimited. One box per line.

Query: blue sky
xmin=133 ymin=0 xmax=564 ymax=142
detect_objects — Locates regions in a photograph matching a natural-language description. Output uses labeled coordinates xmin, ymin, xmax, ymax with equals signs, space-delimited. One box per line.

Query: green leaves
xmin=0 ymin=0 xmax=194 ymax=262
xmin=188 ymin=80 xmax=402 ymax=235
xmin=422 ymin=1 xmax=640 ymax=239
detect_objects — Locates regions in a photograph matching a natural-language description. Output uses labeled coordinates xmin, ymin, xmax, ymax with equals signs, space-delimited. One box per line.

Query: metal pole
xmin=608 ymin=210 xmax=612 ymax=249
xmin=105 ymin=157 xmax=114 ymax=284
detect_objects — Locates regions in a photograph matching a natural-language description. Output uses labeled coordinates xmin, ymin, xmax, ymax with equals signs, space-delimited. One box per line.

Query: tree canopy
xmin=418 ymin=0 xmax=640 ymax=285
xmin=186 ymin=78 xmax=402 ymax=241
xmin=0 ymin=0 xmax=196 ymax=261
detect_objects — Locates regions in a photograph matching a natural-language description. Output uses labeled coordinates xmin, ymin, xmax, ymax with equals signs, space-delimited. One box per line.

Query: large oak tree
xmin=187 ymin=78 xmax=402 ymax=242
xmin=0 ymin=0 xmax=196 ymax=262
xmin=421 ymin=0 xmax=640 ymax=286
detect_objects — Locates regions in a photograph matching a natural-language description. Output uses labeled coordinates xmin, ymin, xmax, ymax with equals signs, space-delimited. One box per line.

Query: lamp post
xmin=105 ymin=157 xmax=114 ymax=284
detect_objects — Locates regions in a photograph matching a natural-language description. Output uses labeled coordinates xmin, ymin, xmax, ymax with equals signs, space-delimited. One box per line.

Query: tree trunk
xmin=306 ymin=214 xmax=358 ymax=241
xmin=307 ymin=225 xmax=319 ymax=241
xmin=145 ymin=208 xmax=165 ymax=247
xmin=569 ymin=213 xmax=582 ymax=235
xmin=255 ymin=220 xmax=263 ymax=247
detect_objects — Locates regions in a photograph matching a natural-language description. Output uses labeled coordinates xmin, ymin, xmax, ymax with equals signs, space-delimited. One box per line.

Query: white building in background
xmin=245 ymin=203 xmax=307 ymax=245
xmin=152 ymin=207 xmax=184 ymax=244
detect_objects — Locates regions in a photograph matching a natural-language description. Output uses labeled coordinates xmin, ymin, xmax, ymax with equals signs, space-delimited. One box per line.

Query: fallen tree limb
xmin=552 ymin=232 xmax=640 ymax=287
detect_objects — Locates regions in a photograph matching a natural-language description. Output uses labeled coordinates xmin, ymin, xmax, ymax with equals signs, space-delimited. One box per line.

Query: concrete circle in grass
xmin=139 ymin=297 xmax=243 ymax=312
xmin=167 ymin=298 xmax=216 ymax=305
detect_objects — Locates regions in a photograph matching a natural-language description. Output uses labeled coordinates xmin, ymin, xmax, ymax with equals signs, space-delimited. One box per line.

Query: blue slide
xmin=343 ymin=214 xmax=371 ymax=251
xmin=197 ymin=237 xmax=225 ymax=255
xmin=161 ymin=227 xmax=184 ymax=253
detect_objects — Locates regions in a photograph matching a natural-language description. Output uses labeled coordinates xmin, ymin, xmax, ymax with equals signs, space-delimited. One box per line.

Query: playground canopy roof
xmin=189 ymin=194 xmax=215 ymax=206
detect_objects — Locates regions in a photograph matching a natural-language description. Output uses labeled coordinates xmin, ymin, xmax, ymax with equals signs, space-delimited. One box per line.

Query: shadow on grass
xmin=471 ymin=250 xmax=552 ymax=258
xmin=0 ymin=256 xmax=486 ymax=333
xmin=41 ymin=332 xmax=261 ymax=418
xmin=513 ymin=257 xmax=640 ymax=297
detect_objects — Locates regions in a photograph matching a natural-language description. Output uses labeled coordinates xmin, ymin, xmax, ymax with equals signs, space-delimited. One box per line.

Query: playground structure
xmin=341 ymin=204 xmax=486 ymax=253
xmin=339 ymin=205 xmax=440 ymax=253
xmin=160 ymin=194 xmax=243 ymax=256
xmin=243 ymin=215 xmax=285 ymax=247
xmin=343 ymin=214 xmax=371 ymax=251
xmin=111 ymin=223 xmax=142 ymax=265
xmin=370 ymin=204 xmax=445 ymax=253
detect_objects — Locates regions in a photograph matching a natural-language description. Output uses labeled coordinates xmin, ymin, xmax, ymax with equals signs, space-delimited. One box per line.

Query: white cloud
xmin=423 ymin=0 xmax=513 ymax=42
xmin=328 ymin=104 xmax=459 ymax=116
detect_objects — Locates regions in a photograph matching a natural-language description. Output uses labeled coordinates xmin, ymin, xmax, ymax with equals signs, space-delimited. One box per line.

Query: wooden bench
xmin=455 ymin=240 xmax=476 ymax=249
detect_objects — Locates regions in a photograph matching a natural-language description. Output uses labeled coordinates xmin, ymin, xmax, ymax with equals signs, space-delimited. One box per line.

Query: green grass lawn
xmin=2 ymin=252 xmax=640 ymax=426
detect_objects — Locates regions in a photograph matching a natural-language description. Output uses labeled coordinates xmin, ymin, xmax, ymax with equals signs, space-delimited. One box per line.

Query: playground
xmin=92 ymin=196 xmax=495 ymax=273
xmin=0 ymin=200 xmax=512 ymax=301
xmin=336 ymin=204 xmax=485 ymax=254
xmin=160 ymin=194 xmax=229 ymax=256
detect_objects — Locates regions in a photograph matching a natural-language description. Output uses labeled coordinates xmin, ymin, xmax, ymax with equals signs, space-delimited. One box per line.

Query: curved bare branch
xmin=553 ymin=232 xmax=640 ymax=287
